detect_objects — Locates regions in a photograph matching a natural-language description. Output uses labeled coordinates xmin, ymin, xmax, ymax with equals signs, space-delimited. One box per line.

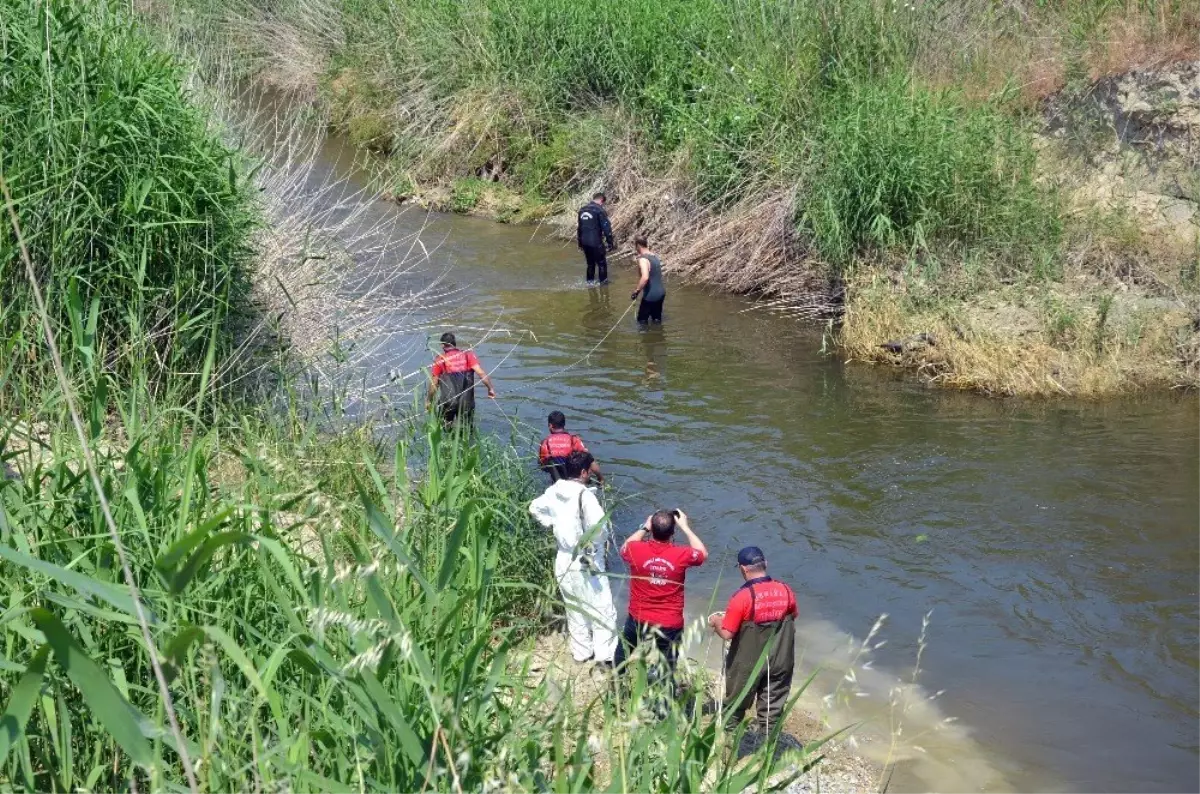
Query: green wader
xmin=723 ymin=616 xmax=796 ymax=733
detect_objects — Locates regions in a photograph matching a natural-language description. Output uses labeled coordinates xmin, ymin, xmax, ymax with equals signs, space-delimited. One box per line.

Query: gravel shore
xmin=772 ymin=706 xmax=885 ymax=794
xmin=525 ymin=632 xmax=886 ymax=793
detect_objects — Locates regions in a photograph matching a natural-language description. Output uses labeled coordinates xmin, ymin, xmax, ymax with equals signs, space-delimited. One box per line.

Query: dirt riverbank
xmin=523 ymin=631 xmax=884 ymax=794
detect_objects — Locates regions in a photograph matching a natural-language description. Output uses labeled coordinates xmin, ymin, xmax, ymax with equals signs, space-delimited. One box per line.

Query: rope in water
xmin=494 ymin=294 xmax=640 ymax=395
xmin=369 ymin=289 xmax=636 ymax=434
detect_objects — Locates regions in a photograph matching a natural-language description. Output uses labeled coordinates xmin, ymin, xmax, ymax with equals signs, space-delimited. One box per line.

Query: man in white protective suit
xmin=529 ymin=450 xmax=618 ymax=665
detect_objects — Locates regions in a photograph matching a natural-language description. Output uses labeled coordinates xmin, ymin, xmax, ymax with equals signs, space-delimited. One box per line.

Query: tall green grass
xmin=0 ymin=0 xmax=255 ymax=388
xmin=324 ymin=0 xmax=1059 ymax=264
xmin=167 ymin=0 xmax=1198 ymax=278
xmin=0 ymin=382 xmax=816 ymax=790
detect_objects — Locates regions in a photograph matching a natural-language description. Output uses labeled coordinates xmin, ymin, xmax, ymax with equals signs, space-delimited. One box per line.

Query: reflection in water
xmin=640 ymin=325 xmax=667 ymax=389
xmin=283 ymin=126 xmax=1198 ymax=794
xmin=584 ymin=285 xmax=612 ymax=325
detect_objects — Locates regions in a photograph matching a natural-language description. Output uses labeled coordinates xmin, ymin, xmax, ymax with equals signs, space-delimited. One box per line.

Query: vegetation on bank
xmin=182 ymin=0 xmax=1073 ymax=262
xmin=1 ymin=0 xmax=256 ymax=388
xmin=0 ymin=1 xmax=820 ymax=789
xmin=164 ymin=0 xmax=1197 ymax=396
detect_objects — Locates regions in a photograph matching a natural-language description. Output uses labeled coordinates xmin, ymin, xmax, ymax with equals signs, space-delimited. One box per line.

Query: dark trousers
xmin=436 ymin=389 xmax=475 ymax=429
xmin=582 ymin=245 xmax=608 ymax=283
xmin=724 ymin=618 xmax=796 ymax=733
xmin=637 ymin=296 xmax=665 ymax=324
xmin=613 ymin=615 xmax=682 ymax=674
xmin=439 ymin=404 xmax=474 ymax=428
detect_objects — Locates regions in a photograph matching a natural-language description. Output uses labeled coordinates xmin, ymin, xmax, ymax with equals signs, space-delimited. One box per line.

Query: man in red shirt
xmin=425 ymin=332 xmax=495 ymax=426
xmin=538 ymin=411 xmax=603 ymax=484
xmin=707 ymin=546 xmax=798 ymax=734
xmin=613 ymin=509 xmax=707 ymax=674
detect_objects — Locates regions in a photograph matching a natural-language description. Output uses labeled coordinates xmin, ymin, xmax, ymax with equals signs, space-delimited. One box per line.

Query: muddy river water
xmin=292 ymin=128 xmax=1198 ymax=792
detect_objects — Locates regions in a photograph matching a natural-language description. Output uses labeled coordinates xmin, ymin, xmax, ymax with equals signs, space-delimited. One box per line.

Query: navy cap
xmin=737 ymin=546 xmax=766 ymax=566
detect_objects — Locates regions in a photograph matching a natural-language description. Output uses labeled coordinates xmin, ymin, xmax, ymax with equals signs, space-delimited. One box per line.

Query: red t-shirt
xmin=620 ymin=539 xmax=707 ymax=629
xmin=538 ymin=431 xmax=587 ymax=465
xmin=720 ymin=577 xmax=797 ymax=635
xmin=432 ymin=348 xmax=479 ymax=378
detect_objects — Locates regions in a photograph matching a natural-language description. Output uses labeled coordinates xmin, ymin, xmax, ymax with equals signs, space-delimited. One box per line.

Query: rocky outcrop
xmin=1043 ymin=60 xmax=1199 ymax=249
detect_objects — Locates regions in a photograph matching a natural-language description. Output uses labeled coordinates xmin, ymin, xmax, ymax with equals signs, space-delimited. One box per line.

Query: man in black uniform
xmin=577 ymin=192 xmax=615 ymax=285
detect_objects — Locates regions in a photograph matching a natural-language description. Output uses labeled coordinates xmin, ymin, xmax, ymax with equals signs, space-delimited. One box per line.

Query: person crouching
xmin=529 ymin=451 xmax=618 ymax=665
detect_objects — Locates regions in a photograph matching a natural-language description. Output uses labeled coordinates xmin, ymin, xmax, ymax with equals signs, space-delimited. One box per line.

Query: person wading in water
xmin=425 ymin=332 xmax=495 ymax=427
xmin=707 ymin=546 xmax=798 ymax=736
xmin=577 ymin=192 xmax=615 ymax=285
xmin=630 ymin=235 xmax=666 ymax=325
xmin=538 ymin=411 xmax=604 ymax=484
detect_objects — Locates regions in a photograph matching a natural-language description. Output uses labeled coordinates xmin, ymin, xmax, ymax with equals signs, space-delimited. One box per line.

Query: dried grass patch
xmin=919 ymin=2 xmax=1199 ymax=107
xmin=547 ymin=142 xmax=833 ymax=316
xmin=841 ymin=268 xmax=1197 ymax=396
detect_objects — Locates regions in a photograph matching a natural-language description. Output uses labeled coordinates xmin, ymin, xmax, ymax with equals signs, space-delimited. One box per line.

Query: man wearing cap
xmin=708 ymin=546 xmax=798 ymax=735
xmin=425 ymin=332 xmax=496 ymax=427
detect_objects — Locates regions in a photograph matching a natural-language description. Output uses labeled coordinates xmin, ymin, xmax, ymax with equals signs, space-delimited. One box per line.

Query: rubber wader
xmin=724 ymin=615 xmax=796 ymax=733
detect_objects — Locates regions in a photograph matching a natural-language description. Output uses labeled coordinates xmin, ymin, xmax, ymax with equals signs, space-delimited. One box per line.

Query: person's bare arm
xmin=630 ymin=256 xmax=650 ymax=300
xmin=674 ymin=510 xmax=707 ymax=557
xmin=471 ymin=362 xmax=497 ymax=398
xmin=589 ymin=460 xmax=604 ymax=483
xmin=707 ymin=612 xmax=735 ymax=640
xmin=621 ymin=516 xmax=651 ymax=553
xmin=425 ymin=375 xmax=438 ymax=409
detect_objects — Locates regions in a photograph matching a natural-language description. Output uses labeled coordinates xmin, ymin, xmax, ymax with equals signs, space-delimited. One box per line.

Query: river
xmin=283 ymin=125 xmax=1199 ymax=793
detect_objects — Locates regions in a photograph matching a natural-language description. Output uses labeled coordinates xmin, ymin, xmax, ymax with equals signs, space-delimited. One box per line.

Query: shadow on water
xmin=252 ymin=108 xmax=1198 ymax=793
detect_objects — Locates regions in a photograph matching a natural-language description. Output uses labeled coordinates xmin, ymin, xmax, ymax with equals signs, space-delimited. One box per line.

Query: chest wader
xmin=542 ymin=433 xmax=580 ymax=483
xmin=437 ymin=369 xmax=475 ymax=426
xmin=724 ymin=601 xmax=796 ymax=734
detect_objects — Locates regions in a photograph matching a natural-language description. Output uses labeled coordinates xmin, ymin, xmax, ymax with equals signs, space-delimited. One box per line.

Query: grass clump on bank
xmin=840 ymin=264 xmax=1197 ymax=396
xmin=0 ymin=383 xmax=558 ymax=791
xmin=204 ymin=0 xmax=1060 ymax=266
xmin=1 ymin=0 xmax=255 ymax=389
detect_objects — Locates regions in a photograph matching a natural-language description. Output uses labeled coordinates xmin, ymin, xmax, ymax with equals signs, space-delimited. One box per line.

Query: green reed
xmin=0 ymin=377 xmax=819 ymax=790
xmin=314 ymin=0 xmax=1059 ymax=263
xmin=0 ymin=0 xmax=255 ymax=389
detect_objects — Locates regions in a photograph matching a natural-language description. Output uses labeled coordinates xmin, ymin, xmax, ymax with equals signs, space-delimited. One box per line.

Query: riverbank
xmin=0 ymin=3 xmax=863 ymax=788
xmin=525 ymin=631 xmax=883 ymax=793
xmin=156 ymin=0 xmax=1197 ymax=397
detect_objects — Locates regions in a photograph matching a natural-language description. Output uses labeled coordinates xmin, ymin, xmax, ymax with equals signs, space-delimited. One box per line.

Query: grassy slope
xmin=0 ymin=1 xmax=817 ymax=790
xmin=0 ymin=0 xmax=256 ymax=391
xmin=173 ymin=0 xmax=1198 ymax=396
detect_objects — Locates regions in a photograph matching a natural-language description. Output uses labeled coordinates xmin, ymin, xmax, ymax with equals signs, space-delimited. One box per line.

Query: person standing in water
xmin=538 ymin=411 xmax=604 ymax=484
xmin=425 ymin=332 xmax=495 ymax=427
xmin=629 ymin=236 xmax=665 ymax=325
xmin=577 ymin=192 xmax=615 ymax=285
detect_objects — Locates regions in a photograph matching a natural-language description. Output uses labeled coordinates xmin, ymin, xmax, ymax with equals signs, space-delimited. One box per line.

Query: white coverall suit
xmin=529 ymin=479 xmax=619 ymax=662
